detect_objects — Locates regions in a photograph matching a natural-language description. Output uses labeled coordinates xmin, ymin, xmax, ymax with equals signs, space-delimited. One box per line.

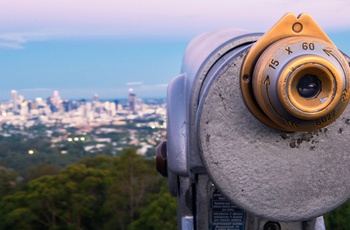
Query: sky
xmin=0 ymin=0 xmax=350 ymax=100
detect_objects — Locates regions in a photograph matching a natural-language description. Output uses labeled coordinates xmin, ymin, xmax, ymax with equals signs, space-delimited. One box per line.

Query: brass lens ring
xmin=279 ymin=57 xmax=341 ymax=120
xmin=251 ymin=36 xmax=349 ymax=131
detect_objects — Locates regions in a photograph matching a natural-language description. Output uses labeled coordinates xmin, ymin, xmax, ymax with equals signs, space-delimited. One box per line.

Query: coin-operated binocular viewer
xmin=156 ymin=13 xmax=350 ymax=230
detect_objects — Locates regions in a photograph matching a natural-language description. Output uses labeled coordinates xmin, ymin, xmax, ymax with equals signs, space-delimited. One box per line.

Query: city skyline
xmin=5 ymin=87 xmax=150 ymax=102
xmin=0 ymin=1 xmax=350 ymax=99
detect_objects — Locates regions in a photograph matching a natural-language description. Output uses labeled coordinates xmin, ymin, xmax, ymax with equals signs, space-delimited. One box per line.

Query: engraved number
xmin=316 ymin=110 xmax=335 ymax=125
xmin=302 ymin=42 xmax=315 ymax=50
xmin=268 ymin=59 xmax=279 ymax=69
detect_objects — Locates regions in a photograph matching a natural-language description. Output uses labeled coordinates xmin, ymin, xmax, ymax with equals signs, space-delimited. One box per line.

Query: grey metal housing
xmin=165 ymin=28 xmax=350 ymax=228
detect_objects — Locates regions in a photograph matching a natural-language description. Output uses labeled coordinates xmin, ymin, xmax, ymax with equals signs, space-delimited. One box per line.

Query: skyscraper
xmin=11 ymin=90 xmax=18 ymax=113
xmin=92 ymin=93 xmax=100 ymax=113
xmin=48 ymin=90 xmax=61 ymax=113
xmin=128 ymin=88 xmax=136 ymax=113
xmin=53 ymin=90 xmax=60 ymax=107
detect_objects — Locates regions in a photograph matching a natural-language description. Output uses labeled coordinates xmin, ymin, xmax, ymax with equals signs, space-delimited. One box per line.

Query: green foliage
xmin=4 ymin=207 xmax=36 ymax=230
xmin=0 ymin=168 xmax=18 ymax=198
xmin=129 ymin=187 xmax=177 ymax=230
xmin=325 ymin=200 xmax=350 ymax=230
xmin=0 ymin=191 xmax=37 ymax=229
xmin=2 ymin=143 xmax=350 ymax=230
xmin=0 ymin=149 xmax=176 ymax=230
xmin=24 ymin=163 xmax=113 ymax=229
xmin=101 ymin=148 xmax=163 ymax=230
xmin=24 ymin=163 xmax=59 ymax=182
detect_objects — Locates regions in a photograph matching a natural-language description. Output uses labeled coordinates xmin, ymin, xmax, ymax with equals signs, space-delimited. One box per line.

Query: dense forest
xmin=0 ymin=141 xmax=348 ymax=229
xmin=0 ymin=149 xmax=177 ymax=230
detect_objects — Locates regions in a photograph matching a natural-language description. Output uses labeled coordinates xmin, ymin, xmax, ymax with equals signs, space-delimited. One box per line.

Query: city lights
xmin=60 ymin=150 xmax=68 ymax=154
xmin=0 ymin=89 xmax=166 ymax=156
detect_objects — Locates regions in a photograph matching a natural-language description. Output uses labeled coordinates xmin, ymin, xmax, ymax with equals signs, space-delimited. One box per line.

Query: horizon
xmin=0 ymin=90 xmax=167 ymax=103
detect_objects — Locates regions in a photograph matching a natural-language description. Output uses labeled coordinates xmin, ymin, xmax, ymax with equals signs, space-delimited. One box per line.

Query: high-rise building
xmin=93 ymin=94 xmax=99 ymax=102
xmin=11 ymin=90 xmax=18 ymax=113
xmin=53 ymin=90 xmax=60 ymax=107
xmin=48 ymin=90 xmax=61 ymax=113
xmin=128 ymin=88 xmax=136 ymax=113
xmin=92 ymin=93 xmax=100 ymax=113
xmin=62 ymin=100 xmax=71 ymax=112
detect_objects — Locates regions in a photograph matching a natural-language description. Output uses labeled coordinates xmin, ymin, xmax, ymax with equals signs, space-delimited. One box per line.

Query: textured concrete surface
xmin=198 ymin=53 xmax=350 ymax=221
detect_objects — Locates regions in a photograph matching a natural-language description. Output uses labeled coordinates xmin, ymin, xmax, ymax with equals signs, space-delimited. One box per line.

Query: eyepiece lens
xmin=297 ymin=74 xmax=321 ymax=98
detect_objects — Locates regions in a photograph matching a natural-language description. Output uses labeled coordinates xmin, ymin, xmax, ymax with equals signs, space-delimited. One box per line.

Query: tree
xmin=26 ymin=164 xmax=112 ymax=229
xmin=0 ymin=162 xmax=112 ymax=230
xmin=102 ymin=149 xmax=163 ymax=230
xmin=0 ymin=151 xmax=173 ymax=230
xmin=24 ymin=163 xmax=59 ymax=182
xmin=129 ymin=186 xmax=177 ymax=230
xmin=324 ymin=200 xmax=350 ymax=230
xmin=0 ymin=168 xmax=18 ymax=198
xmin=0 ymin=192 xmax=37 ymax=230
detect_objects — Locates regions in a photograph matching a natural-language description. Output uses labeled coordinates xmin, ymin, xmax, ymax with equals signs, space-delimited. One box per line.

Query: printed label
xmin=210 ymin=189 xmax=246 ymax=230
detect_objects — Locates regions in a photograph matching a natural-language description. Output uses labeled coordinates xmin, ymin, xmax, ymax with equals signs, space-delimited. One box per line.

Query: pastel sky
xmin=0 ymin=0 xmax=350 ymax=100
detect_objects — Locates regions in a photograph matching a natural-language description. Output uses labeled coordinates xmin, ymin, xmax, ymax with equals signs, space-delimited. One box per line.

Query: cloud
xmin=142 ymin=84 xmax=168 ymax=88
xmin=0 ymin=29 xmax=77 ymax=50
xmin=0 ymin=34 xmax=26 ymax=49
xmin=125 ymin=81 xmax=144 ymax=86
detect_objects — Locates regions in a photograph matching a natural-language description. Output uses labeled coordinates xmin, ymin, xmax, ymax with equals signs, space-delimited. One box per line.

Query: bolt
xmin=155 ymin=140 xmax=168 ymax=177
